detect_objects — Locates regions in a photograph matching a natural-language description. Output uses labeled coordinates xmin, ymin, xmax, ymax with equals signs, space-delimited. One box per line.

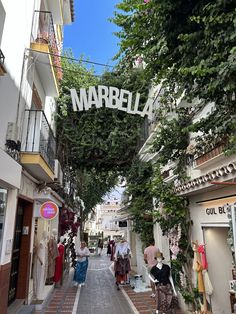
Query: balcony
xmin=193 ymin=143 xmax=225 ymax=170
xmin=62 ymin=0 xmax=75 ymax=24
xmin=20 ymin=110 xmax=56 ymax=182
xmin=47 ymin=0 xmax=64 ymax=25
xmin=0 ymin=49 xmax=6 ymax=76
xmin=31 ymin=11 xmax=62 ymax=97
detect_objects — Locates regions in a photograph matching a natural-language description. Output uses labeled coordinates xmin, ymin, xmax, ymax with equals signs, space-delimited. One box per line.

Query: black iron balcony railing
xmin=0 ymin=49 xmax=5 ymax=65
xmin=22 ymin=110 xmax=56 ymax=170
xmin=31 ymin=10 xmax=62 ymax=80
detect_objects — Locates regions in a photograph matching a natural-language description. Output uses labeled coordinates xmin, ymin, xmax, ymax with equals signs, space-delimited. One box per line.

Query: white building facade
xmin=96 ymin=199 xmax=126 ymax=240
xmin=137 ymin=85 xmax=236 ymax=313
xmin=0 ymin=1 xmax=74 ymax=312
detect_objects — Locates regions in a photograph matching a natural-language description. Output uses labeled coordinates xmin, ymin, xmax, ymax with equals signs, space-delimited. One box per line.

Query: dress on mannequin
xmin=149 ymin=252 xmax=177 ymax=314
xmin=47 ymin=229 xmax=59 ymax=282
xmin=54 ymin=236 xmax=65 ymax=284
xmin=33 ymin=231 xmax=48 ymax=300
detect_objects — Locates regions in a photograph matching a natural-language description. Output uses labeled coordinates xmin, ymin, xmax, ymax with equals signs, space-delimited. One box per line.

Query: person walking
xmin=108 ymin=239 xmax=116 ymax=261
xmin=114 ymin=237 xmax=131 ymax=290
xmin=107 ymin=237 xmax=111 ymax=256
xmin=73 ymin=241 xmax=90 ymax=287
xmin=97 ymin=238 xmax=103 ymax=256
xmin=144 ymin=238 xmax=160 ymax=297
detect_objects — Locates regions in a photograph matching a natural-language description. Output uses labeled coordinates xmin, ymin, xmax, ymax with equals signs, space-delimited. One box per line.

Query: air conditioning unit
xmin=54 ymin=159 xmax=63 ymax=186
xmin=6 ymin=122 xmax=18 ymax=142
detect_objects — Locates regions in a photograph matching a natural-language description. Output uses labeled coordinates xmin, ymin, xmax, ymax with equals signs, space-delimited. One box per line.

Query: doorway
xmin=203 ymin=227 xmax=233 ymax=314
xmin=8 ymin=198 xmax=33 ymax=305
xmin=8 ymin=203 xmax=24 ymax=304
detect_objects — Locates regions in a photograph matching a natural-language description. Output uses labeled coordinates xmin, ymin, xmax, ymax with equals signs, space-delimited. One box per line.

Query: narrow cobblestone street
xmin=39 ymin=252 xmax=184 ymax=314
xmin=76 ymin=253 xmax=134 ymax=314
xmin=41 ymin=252 xmax=134 ymax=314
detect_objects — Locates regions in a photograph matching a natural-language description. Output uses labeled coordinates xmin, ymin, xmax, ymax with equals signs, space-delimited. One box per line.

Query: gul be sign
xmin=70 ymin=85 xmax=153 ymax=119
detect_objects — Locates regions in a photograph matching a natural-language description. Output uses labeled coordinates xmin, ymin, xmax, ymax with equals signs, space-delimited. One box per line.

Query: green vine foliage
xmin=56 ymin=51 xmax=150 ymax=217
xmin=57 ymin=51 xmax=150 ymax=172
xmin=74 ymin=169 xmax=118 ymax=218
xmin=151 ymin=165 xmax=196 ymax=306
xmin=150 ymin=108 xmax=192 ymax=178
xmin=112 ymin=0 xmax=236 ymax=154
xmin=125 ymin=160 xmax=154 ymax=245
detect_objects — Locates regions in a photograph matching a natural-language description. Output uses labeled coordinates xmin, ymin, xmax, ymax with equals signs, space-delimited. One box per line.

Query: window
xmin=119 ymin=221 xmax=127 ymax=228
xmin=0 ymin=188 xmax=8 ymax=253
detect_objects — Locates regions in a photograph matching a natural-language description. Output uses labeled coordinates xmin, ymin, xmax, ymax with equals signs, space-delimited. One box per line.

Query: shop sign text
xmin=40 ymin=201 xmax=59 ymax=220
xmin=70 ymin=85 xmax=153 ymax=119
xmin=206 ymin=206 xmax=227 ymax=215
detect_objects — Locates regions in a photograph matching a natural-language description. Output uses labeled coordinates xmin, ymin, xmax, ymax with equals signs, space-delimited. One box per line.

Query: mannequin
xmin=54 ymin=236 xmax=65 ymax=285
xmin=47 ymin=229 xmax=59 ymax=283
xmin=149 ymin=252 xmax=177 ymax=314
xmin=33 ymin=230 xmax=48 ymax=300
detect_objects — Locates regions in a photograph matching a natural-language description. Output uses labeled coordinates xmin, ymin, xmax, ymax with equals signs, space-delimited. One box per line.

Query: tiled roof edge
xmin=175 ymin=162 xmax=236 ymax=193
xmin=70 ymin=0 xmax=75 ymax=22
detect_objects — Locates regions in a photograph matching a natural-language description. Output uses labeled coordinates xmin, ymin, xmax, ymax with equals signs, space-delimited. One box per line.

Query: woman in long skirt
xmin=73 ymin=241 xmax=90 ymax=287
xmin=114 ymin=238 xmax=131 ymax=290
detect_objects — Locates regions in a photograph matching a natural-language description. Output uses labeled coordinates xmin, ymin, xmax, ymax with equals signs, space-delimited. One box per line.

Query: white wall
xmin=0 ymin=188 xmax=18 ymax=264
xmin=204 ymin=227 xmax=232 ymax=314
xmin=154 ymin=222 xmax=170 ymax=262
xmin=0 ymin=0 xmax=35 ymax=149
xmin=135 ymin=234 xmax=145 ymax=275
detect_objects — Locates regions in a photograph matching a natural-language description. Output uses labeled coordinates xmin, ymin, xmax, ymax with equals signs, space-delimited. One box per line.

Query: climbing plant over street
xmin=124 ymin=160 xmax=154 ymax=246
xmin=56 ymin=50 xmax=150 ymax=214
xmin=112 ymin=0 xmax=236 ymax=154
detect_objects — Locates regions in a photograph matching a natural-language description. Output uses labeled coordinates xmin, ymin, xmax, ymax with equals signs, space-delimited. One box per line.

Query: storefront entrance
xmin=203 ymin=226 xmax=232 ymax=314
xmin=8 ymin=197 xmax=33 ymax=306
xmin=8 ymin=203 xmax=24 ymax=304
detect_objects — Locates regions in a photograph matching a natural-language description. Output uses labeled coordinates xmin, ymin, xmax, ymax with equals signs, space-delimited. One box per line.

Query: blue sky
xmin=63 ymin=0 xmax=121 ymax=74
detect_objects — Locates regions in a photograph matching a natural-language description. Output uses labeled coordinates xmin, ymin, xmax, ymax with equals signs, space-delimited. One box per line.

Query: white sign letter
xmin=141 ymin=98 xmax=153 ymax=120
xmin=70 ymin=88 xmax=90 ymax=111
xmin=119 ymin=89 xmax=130 ymax=112
xmin=70 ymin=88 xmax=84 ymax=111
xmin=88 ymin=86 xmax=99 ymax=109
xmin=98 ymin=85 xmax=109 ymax=108
xmin=108 ymin=87 xmax=120 ymax=109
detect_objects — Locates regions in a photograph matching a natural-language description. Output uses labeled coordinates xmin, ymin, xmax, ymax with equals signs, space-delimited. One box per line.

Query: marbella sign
xmin=70 ymin=85 xmax=153 ymax=119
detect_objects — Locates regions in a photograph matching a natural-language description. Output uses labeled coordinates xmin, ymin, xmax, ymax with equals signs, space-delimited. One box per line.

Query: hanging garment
xmin=202 ymin=269 xmax=213 ymax=295
xmin=155 ymin=283 xmax=173 ymax=312
xmin=54 ymin=243 xmax=65 ymax=283
xmin=47 ymin=237 xmax=59 ymax=279
xmin=195 ymin=261 xmax=205 ymax=293
xmin=33 ymin=239 xmax=48 ymax=300
xmin=198 ymin=244 xmax=208 ymax=270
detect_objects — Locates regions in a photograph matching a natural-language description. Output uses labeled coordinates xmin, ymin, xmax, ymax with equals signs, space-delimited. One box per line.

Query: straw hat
xmin=156 ymin=251 xmax=164 ymax=260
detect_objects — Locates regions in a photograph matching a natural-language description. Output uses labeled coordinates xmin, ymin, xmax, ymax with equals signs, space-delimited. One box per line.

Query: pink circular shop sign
xmin=40 ymin=201 xmax=59 ymax=220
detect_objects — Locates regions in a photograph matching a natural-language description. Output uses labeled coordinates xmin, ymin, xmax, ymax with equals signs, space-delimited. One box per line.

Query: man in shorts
xmin=144 ymin=238 xmax=160 ymax=297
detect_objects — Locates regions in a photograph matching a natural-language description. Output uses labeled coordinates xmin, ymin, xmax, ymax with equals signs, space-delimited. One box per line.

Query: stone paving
xmin=36 ymin=252 xmax=184 ymax=314
xmin=38 ymin=252 xmax=134 ymax=314
xmin=39 ymin=271 xmax=78 ymax=314
xmin=122 ymin=285 xmax=184 ymax=314
xmin=76 ymin=253 xmax=134 ymax=314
